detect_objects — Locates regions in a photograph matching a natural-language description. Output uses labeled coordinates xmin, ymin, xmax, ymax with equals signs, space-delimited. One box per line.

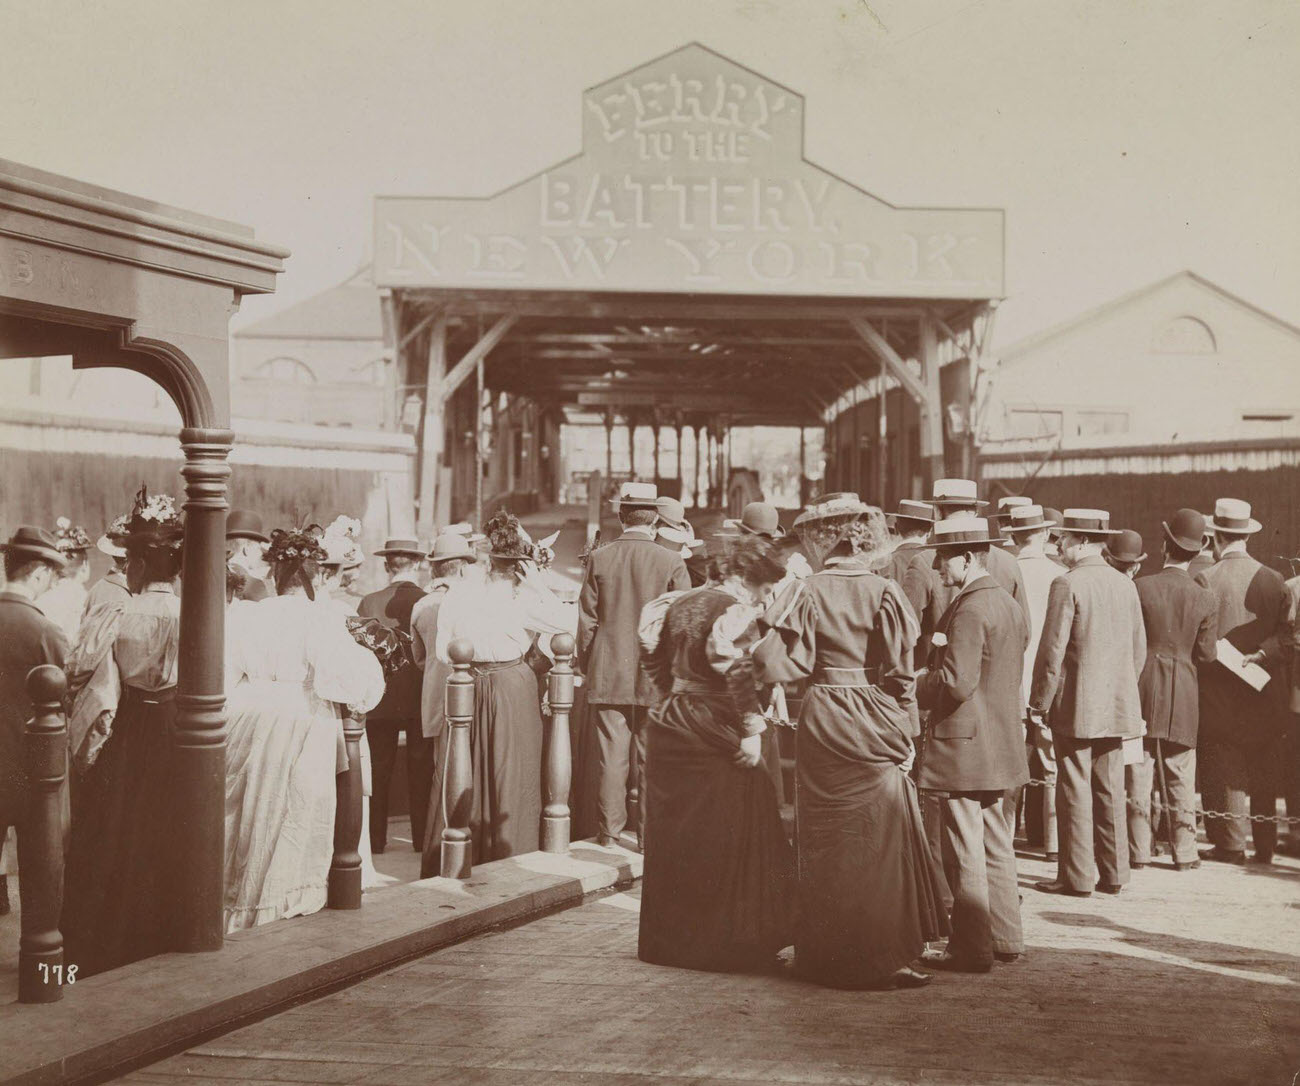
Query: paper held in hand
xmin=1216 ymin=639 xmax=1270 ymax=692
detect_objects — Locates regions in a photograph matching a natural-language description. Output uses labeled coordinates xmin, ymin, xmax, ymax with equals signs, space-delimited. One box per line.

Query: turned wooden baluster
xmin=20 ymin=666 xmax=68 ymax=1004
xmin=328 ymin=710 xmax=366 ymax=909
xmin=440 ymin=639 xmax=475 ymax=878
xmin=542 ymin=634 xmax=575 ymax=853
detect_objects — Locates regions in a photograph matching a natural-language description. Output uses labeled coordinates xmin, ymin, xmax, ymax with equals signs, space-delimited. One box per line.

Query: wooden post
xmin=877 ymin=368 xmax=888 ymax=507
xmin=175 ymin=428 xmax=233 ymax=953
xmin=441 ymin=638 xmax=475 ymax=878
xmin=695 ymin=423 xmax=706 ymax=508
xmin=675 ymin=418 xmax=685 ymax=498
xmin=327 ymin=711 xmax=366 ymax=909
xmin=542 ymin=634 xmax=575 ymax=853
xmin=416 ymin=312 xmax=448 ymax=539
xmin=19 ymin=666 xmax=68 ymax=1004
xmin=474 ymin=359 xmax=485 ymax=531
xmin=603 ymin=411 xmax=614 ymax=484
xmin=918 ymin=313 xmax=945 ymax=487
xmin=799 ymin=427 xmax=807 ymax=505
xmin=626 ymin=416 xmax=637 ymax=479
xmin=652 ymin=425 xmax=661 ymax=486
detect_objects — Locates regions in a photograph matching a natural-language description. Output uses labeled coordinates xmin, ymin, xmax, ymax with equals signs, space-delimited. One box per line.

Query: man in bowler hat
xmin=226 ymin=510 xmax=272 ymax=601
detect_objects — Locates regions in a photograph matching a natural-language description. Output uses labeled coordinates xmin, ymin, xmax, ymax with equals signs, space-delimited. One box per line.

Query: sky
xmin=2 ymin=0 xmax=1297 ymax=349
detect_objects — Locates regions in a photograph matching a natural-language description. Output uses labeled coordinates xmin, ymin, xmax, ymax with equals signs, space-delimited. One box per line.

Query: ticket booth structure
xmin=0 ymin=159 xmax=287 ymax=954
xmin=374 ymin=43 xmax=1005 ymax=531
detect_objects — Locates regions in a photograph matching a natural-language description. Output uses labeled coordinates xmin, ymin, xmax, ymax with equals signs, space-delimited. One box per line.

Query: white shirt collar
xmin=391 ymin=571 xmax=423 ymax=586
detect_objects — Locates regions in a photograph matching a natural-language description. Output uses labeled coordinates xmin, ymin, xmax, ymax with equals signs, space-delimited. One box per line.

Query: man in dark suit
xmin=225 ymin=510 xmax=271 ymax=601
xmin=1030 ymin=509 xmax=1146 ymax=897
xmin=917 ymin=516 xmax=1030 ymax=972
xmin=1128 ymin=509 xmax=1218 ymax=870
xmin=928 ymin=479 xmax=1029 ymax=622
xmin=0 ymin=527 xmax=70 ymax=924
xmin=883 ymin=499 xmax=947 ymax=659
xmin=1195 ymin=498 xmax=1288 ymax=865
xmin=578 ymin=482 xmax=689 ymax=847
xmin=359 ymin=538 xmax=433 ymax=854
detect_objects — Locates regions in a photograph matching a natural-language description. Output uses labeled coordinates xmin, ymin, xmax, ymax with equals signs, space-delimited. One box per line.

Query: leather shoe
xmin=1174 ymin=860 xmax=1201 ymax=871
xmin=1199 ymin=847 xmax=1246 ymax=865
xmin=889 ymin=966 xmax=933 ymax=989
xmin=1248 ymin=852 xmax=1274 ymax=865
xmin=1035 ymin=880 xmax=1091 ymax=897
xmin=994 ymin=952 xmax=1021 ymax=964
xmin=1095 ymin=882 xmax=1123 ymax=895
xmin=921 ymin=949 xmax=991 ymax=973
xmin=1130 ymin=862 xmax=1147 ymax=870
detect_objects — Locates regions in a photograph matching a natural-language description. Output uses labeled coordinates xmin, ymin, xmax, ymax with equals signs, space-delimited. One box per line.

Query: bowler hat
xmin=374 ymin=538 xmax=426 ymax=558
xmin=610 ymin=481 xmax=659 ymax=510
xmin=724 ymin=502 xmax=784 ymax=539
xmin=928 ymin=516 xmax=1006 ymax=550
xmin=428 ymin=533 xmax=474 ymax=564
xmin=1104 ymin=529 xmax=1147 ymax=565
xmin=887 ymin=499 xmax=935 ymax=528
xmin=1163 ymin=508 xmax=1208 ymax=553
xmin=1 ymin=526 xmax=67 ymax=569
xmin=656 ymin=496 xmax=691 ymax=532
xmin=226 ymin=510 xmax=270 ymax=543
xmin=1059 ymin=508 xmax=1121 ymax=536
xmin=1208 ymin=498 xmax=1262 ymax=535
xmin=929 ymin=478 xmax=988 ymax=509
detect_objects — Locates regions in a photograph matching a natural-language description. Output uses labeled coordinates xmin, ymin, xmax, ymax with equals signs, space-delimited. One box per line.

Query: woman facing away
xmin=425 ymin=511 xmax=576 ymax=873
xmin=636 ymin=535 xmax=795 ymax=973
xmin=223 ymin=523 xmax=384 ymax=933
xmin=754 ymin=497 xmax=947 ymax=991
xmin=62 ymin=488 xmax=186 ymax=976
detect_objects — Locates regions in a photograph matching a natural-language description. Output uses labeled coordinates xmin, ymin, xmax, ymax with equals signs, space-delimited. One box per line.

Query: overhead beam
xmin=848 ymin=317 xmax=929 ymax=406
xmin=442 ymin=314 xmax=518 ymax=397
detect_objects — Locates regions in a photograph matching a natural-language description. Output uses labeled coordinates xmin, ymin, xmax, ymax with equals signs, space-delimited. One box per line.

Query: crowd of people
xmin=0 ymin=474 xmax=1296 ymax=990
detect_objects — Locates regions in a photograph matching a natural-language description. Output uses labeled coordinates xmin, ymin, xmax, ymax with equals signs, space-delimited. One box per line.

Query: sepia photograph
xmin=0 ymin=1 xmax=1297 ymax=1082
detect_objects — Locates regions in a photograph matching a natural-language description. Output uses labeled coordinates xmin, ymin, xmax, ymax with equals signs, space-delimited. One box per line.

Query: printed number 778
xmin=37 ymin=963 xmax=77 ymax=984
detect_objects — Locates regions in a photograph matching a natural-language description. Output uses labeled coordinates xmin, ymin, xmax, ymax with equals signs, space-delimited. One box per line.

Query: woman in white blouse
xmin=426 ymin=511 xmax=576 ymax=867
xmin=223 ymin=525 xmax=384 ymax=932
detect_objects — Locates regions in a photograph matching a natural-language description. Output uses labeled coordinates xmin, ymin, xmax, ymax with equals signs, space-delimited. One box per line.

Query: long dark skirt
xmin=638 ymin=695 xmax=795 ymax=972
xmin=422 ymin=659 xmax=542 ymax=875
xmin=795 ymin=720 xmax=948 ymax=988
xmin=62 ymin=688 xmax=176 ymax=977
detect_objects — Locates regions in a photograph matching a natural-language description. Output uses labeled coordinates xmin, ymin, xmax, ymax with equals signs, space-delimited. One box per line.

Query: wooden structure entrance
xmin=0 ymin=159 xmax=286 ymax=953
xmin=375 ymin=45 xmax=1004 ymax=529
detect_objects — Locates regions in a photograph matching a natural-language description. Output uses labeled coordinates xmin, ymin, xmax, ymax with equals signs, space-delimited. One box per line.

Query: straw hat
xmin=928 ymin=516 xmax=1007 ymax=550
xmin=887 ymin=499 xmax=936 ymax=529
xmin=428 ymin=533 xmax=475 ymax=564
xmin=1208 ymin=498 xmax=1262 ymax=535
xmin=929 ymin=478 xmax=988 ymax=509
xmin=373 ymin=537 xmax=425 ymax=558
xmin=1005 ymin=504 xmax=1052 ymax=534
xmin=610 ymin=481 xmax=659 ymax=510
xmin=792 ymin=493 xmax=869 ymax=529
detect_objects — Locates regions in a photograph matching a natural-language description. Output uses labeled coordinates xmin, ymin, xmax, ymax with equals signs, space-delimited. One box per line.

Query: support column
xmin=176 ymin=427 xmax=233 ymax=953
xmin=416 ymin=312 xmax=447 ymax=538
xmin=918 ymin=313 xmax=945 ymax=487
xmin=675 ymin=418 xmax=685 ymax=498
xmin=603 ymin=410 xmax=614 ymax=483
xmin=652 ymin=425 xmax=661 ymax=486
xmin=626 ymin=415 xmax=637 ymax=479
xmin=695 ymin=423 xmax=706 ymax=508
xmin=475 ymin=359 xmax=485 ymax=530
xmin=799 ymin=427 xmax=807 ymax=506
xmin=877 ymin=369 xmax=888 ymax=507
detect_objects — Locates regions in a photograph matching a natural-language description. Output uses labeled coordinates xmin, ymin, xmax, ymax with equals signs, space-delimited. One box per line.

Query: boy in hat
xmin=1127 ymin=509 xmax=1218 ymax=870
xmin=917 ymin=517 xmax=1030 ymax=971
xmin=1195 ymin=498 xmax=1287 ymax=864
xmin=226 ymin=510 xmax=272 ymax=601
xmin=0 ymin=528 xmax=70 ymax=925
xmin=929 ymin=480 xmax=1028 ymax=620
xmin=579 ymin=482 xmax=689 ymax=847
xmin=1029 ymin=510 xmax=1146 ymax=896
xmin=359 ymin=538 xmax=434 ymax=854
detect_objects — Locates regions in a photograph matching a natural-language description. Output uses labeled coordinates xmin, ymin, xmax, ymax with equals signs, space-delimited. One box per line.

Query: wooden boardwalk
xmin=122 ymin=850 xmax=1300 ymax=1086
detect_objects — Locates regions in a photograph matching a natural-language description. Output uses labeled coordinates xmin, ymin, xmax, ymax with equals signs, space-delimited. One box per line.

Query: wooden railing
xmin=439 ymin=639 xmax=476 ymax=878
xmin=19 ymin=665 xmax=69 ymax=1003
xmin=542 ymin=634 xmax=575 ymax=853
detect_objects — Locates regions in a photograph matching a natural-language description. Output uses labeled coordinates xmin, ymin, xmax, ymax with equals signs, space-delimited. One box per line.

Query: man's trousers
xmin=1201 ymin=729 xmax=1281 ymax=858
xmin=366 ymin=717 xmax=437 ymax=853
xmin=1055 ymin=734 xmax=1129 ymax=892
xmin=1126 ymin=739 xmax=1197 ymax=866
xmin=592 ymin=704 xmax=647 ymax=845
xmin=939 ymin=790 xmax=1023 ymax=966
xmin=1030 ymin=723 xmax=1059 ymax=855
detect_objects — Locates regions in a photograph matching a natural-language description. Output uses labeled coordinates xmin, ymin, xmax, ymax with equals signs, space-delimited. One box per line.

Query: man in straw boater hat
xmin=993 ymin=496 xmax=1032 ymax=550
xmin=359 ymin=537 xmax=434 ymax=855
xmin=1195 ymin=498 xmax=1287 ymax=866
xmin=916 ymin=516 xmax=1030 ymax=971
xmin=1125 ymin=509 xmax=1218 ymax=872
xmin=1028 ymin=509 xmax=1146 ymax=897
xmin=882 ymin=498 xmax=946 ymax=660
xmin=1004 ymin=503 xmax=1066 ymax=860
xmin=928 ymin=479 xmax=1028 ymax=620
xmin=226 ymin=509 xmax=272 ymax=602
xmin=0 ymin=527 xmax=70 ymax=924
xmin=579 ymin=482 xmax=689 ymax=847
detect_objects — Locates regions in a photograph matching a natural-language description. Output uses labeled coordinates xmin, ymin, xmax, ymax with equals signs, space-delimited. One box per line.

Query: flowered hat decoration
xmin=267 ymin=522 xmax=328 ymax=599
xmin=121 ymin=485 xmax=184 ymax=548
xmin=52 ymin=516 xmax=93 ymax=554
xmin=320 ymin=515 xmax=364 ymax=570
xmin=485 ymin=510 xmax=554 ymax=567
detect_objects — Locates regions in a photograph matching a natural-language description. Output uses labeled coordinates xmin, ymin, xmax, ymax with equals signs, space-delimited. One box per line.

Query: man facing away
xmin=359 ymin=538 xmax=434 ymax=854
xmin=0 ymin=528 xmax=70 ymax=930
xmin=578 ymin=482 xmax=690 ymax=847
xmin=917 ymin=517 xmax=1030 ymax=972
xmin=225 ymin=510 xmax=272 ymax=602
xmin=84 ymin=526 xmax=131 ymax=620
xmin=1195 ymin=498 xmax=1287 ymax=865
xmin=1128 ymin=510 xmax=1217 ymax=870
xmin=1030 ymin=509 xmax=1146 ymax=897
xmin=1004 ymin=504 xmax=1066 ymax=861
xmin=882 ymin=499 xmax=947 ymax=660
xmin=928 ymin=479 xmax=1029 ymax=622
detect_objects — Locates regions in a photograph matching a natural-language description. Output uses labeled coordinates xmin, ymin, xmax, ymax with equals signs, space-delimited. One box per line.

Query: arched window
xmin=252 ymin=356 xmax=317 ymax=383
xmin=1151 ymin=316 xmax=1217 ymax=354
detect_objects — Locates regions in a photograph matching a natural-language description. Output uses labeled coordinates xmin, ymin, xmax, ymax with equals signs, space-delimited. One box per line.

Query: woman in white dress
xmin=223 ymin=524 xmax=384 ymax=933
xmin=425 ymin=511 xmax=576 ymax=870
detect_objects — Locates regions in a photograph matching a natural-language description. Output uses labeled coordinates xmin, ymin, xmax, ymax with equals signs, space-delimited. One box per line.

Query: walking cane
xmin=1152 ymin=738 xmax=1178 ymax=861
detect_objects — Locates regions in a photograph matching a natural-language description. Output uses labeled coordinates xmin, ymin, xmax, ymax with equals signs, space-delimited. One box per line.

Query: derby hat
xmin=428 ymin=533 xmax=474 ymax=564
xmin=1209 ymin=497 xmax=1262 ymax=535
xmin=1105 ymin=529 xmax=1147 ymax=565
xmin=1163 ymin=508 xmax=1209 ymax=553
xmin=226 ymin=510 xmax=270 ymax=544
xmin=656 ymin=496 xmax=691 ymax=532
xmin=610 ymin=481 xmax=659 ymax=510
xmin=374 ymin=537 xmax=426 ymax=558
xmin=1058 ymin=508 xmax=1121 ymax=536
xmin=723 ymin=501 xmax=785 ymax=538
xmin=929 ymin=478 xmax=988 ymax=509
xmin=928 ymin=516 xmax=1006 ymax=550
xmin=1005 ymin=504 xmax=1052 ymax=534
xmin=994 ymin=495 xmax=1033 ymax=521
xmin=1 ymin=525 xmax=67 ymax=569
xmin=887 ymin=499 xmax=936 ymax=528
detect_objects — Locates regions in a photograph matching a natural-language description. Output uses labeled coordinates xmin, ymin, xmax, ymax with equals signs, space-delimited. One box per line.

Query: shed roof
xmin=236 ymin=265 xmax=382 ymax=341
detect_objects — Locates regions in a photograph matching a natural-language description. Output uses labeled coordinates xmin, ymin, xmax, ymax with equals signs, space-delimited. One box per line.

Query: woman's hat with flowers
xmin=121 ymin=485 xmax=184 ymax=547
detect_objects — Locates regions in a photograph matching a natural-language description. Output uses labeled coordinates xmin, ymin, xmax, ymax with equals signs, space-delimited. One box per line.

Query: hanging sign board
xmin=374 ymin=44 xmax=1003 ymax=299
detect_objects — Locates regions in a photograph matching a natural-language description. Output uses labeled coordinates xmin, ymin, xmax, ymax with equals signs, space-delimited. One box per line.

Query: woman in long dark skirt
xmin=423 ymin=512 xmax=575 ymax=873
xmin=637 ymin=537 xmax=794 ymax=973
xmin=755 ymin=498 xmax=947 ymax=990
xmin=62 ymin=487 xmax=185 ymax=977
